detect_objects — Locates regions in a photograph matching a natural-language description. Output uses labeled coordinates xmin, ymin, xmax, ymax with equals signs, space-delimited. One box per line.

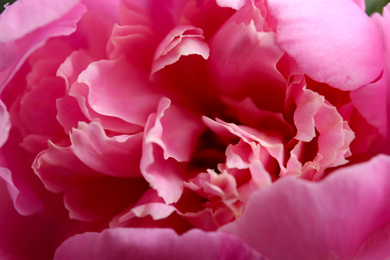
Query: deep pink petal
xmin=0 ymin=178 xmax=63 ymax=260
xmin=222 ymin=155 xmax=390 ymax=259
xmin=54 ymin=228 xmax=265 ymax=260
xmin=70 ymin=122 xmax=143 ymax=177
xmin=209 ymin=3 xmax=286 ymax=112
xmin=63 ymin=178 xmax=148 ymax=222
xmin=266 ymin=0 xmax=384 ymax=90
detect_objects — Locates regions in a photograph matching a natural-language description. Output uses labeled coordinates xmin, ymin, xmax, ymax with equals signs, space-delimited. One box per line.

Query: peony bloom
xmin=0 ymin=0 xmax=389 ymax=259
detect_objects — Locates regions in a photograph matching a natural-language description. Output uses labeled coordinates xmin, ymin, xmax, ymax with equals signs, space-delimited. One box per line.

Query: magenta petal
xmin=54 ymin=228 xmax=265 ymax=260
xmin=222 ymin=155 xmax=390 ymax=259
xmin=0 ymin=178 xmax=60 ymax=260
xmin=266 ymin=0 xmax=384 ymax=90
xmin=0 ymin=100 xmax=10 ymax=148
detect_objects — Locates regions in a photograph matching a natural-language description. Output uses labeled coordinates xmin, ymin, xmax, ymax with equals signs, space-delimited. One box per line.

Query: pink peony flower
xmin=0 ymin=0 xmax=389 ymax=259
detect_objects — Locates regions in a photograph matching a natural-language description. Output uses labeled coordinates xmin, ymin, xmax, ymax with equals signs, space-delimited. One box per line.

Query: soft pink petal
xmin=354 ymin=221 xmax=390 ymax=260
xmin=0 ymin=167 xmax=43 ymax=215
xmin=33 ymin=141 xmax=99 ymax=193
xmin=57 ymin=50 xmax=95 ymax=91
xmin=372 ymin=3 xmax=390 ymax=147
xmin=266 ymin=0 xmax=384 ymax=90
xmin=222 ymin=155 xmax=390 ymax=259
xmin=70 ymin=122 xmax=143 ymax=177
xmin=0 ymin=2 xmax=86 ymax=91
xmin=77 ymin=56 xmax=161 ymax=126
xmin=67 ymin=82 xmax=142 ymax=134
xmin=106 ymin=23 xmax=156 ymax=70
xmin=216 ymin=0 xmax=251 ymax=10
xmin=151 ymin=25 xmax=210 ymax=75
xmin=288 ymin=76 xmax=324 ymax=142
xmin=145 ymin=97 xmax=205 ymax=162
xmin=140 ymin=98 xmax=205 ymax=204
xmin=121 ymin=203 xmax=177 ymax=222
xmin=0 ymin=99 xmax=10 ymax=148
xmin=54 ymin=228 xmax=265 ymax=260
xmin=350 ymin=76 xmax=388 ymax=138
xmin=0 ymin=0 xmax=80 ymax=42
xmin=287 ymin=75 xmax=355 ymax=179
xmin=203 ymin=117 xmax=286 ymax=175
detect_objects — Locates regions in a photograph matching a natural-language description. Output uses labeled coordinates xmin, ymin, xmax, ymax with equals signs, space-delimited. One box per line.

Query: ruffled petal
xmin=209 ymin=3 xmax=286 ymax=112
xmin=222 ymin=155 xmax=390 ymax=260
xmin=76 ymin=56 xmax=161 ymax=126
xmin=266 ymin=0 xmax=384 ymax=90
xmin=140 ymin=98 xmax=205 ymax=204
xmin=151 ymin=25 xmax=210 ymax=75
xmin=70 ymin=122 xmax=143 ymax=177
xmin=0 ymin=2 xmax=86 ymax=91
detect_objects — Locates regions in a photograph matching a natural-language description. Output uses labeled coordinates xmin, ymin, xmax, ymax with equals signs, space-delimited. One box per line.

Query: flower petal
xmin=77 ymin=57 xmax=161 ymax=126
xmin=70 ymin=122 xmax=143 ymax=178
xmin=215 ymin=0 xmax=251 ymax=10
xmin=54 ymin=228 xmax=265 ymax=260
xmin=151 ymin=25 xmax=210 ymax=76
xmin=140 ymin=98 xmax=205 ymax=204
xmin=222 ymin=155 xmax=390 ymax=259
xmin=0 ymin=99 xmax=10 ymax=148
xmin=266 ymin=0 xmax=384 ymax=90
xmin=0 ymin=2 xmax=86 ymax=91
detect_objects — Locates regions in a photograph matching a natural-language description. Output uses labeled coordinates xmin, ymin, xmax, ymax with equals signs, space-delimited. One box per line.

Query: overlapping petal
xmin=141 ymin=97 xmax=205 ymax=204
xmin=0 ymin=1 xmax=86 ymax=91
xmin=222 ymin=155 xmax=390 ymax=260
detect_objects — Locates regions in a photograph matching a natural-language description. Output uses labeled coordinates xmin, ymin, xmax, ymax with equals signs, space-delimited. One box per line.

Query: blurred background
xmin=0 ymin=0 xmax=390 ymax=20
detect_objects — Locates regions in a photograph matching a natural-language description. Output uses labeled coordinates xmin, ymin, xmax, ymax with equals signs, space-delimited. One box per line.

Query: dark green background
xmin=0 ymin=0 xmax=389 ymax=19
